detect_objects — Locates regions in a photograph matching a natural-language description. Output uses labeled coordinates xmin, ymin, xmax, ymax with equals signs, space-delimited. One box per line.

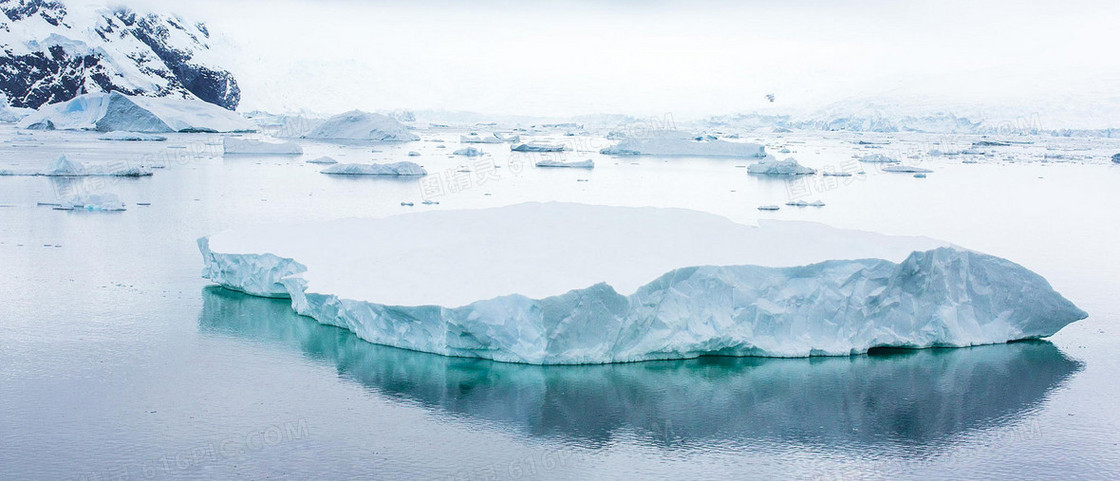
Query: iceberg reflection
xmin=199 ymin=286 xmax=1081 ymax=448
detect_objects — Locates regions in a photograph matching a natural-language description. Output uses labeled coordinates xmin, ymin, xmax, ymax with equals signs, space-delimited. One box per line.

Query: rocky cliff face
xmin=0 ymin=0 xmax=239 ymax=110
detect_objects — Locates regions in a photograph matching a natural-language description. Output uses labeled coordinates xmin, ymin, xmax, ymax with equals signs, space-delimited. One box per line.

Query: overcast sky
xmin=124 ymin=0 xmax=1120 ymax=120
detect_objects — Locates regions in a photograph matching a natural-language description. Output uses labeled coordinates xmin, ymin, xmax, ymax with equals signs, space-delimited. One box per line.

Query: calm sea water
xmin=1 ymin=126 xmax=1118 ymax=480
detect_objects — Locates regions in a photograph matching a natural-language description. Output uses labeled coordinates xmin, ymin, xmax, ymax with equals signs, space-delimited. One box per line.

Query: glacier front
xmin=198 ymin=203 xmax=1086 ymax=365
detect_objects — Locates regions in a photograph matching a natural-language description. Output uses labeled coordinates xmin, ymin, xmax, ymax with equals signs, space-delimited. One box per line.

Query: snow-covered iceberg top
xmin=601 ymin=131 xmax=766 ymax=158
xmin=747 ymin=157 xmax=816 ymax=176
xmin=304 ymin=110 xmax=419 ymax=142
xmin=198 ymin=203 xmax=1086 ymax=365
xmin=18 ymin=92 xmax=256 ymax=133
xmin=320 ymin=162 xmax=427 ymax=176
xmin=452 ymin=147 xmax=484 ymax=157
xmin=222 ymin=137 xmax=303 ymax=155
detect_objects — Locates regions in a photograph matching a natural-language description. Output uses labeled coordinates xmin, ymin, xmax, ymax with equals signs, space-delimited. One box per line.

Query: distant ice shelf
xmin=198 ymin=203 xmax=1087 ymax=365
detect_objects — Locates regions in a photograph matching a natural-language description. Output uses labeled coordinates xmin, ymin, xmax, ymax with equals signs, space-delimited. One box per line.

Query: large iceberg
xmin=601 ymin=131 xmax=766 ymax=158
xmin=199 ymin=203 xmax=1086 ymax=365
xmin=18 ymin=92 xmax=255 ymax=133
xmin=222 ymin=137 xmax=303 ymax=155
xmin=304 ymin=110 xmax=419 ymax=142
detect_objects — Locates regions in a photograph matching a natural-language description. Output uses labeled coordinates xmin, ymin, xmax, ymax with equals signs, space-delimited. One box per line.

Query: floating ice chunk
xmin=408 ymin=151 xmax=422 ymax=157
xmin=19 ymin=92 xmax=255 ymax=133
xmin=305 ymin=156 xmax=338 ymax=165
xmin=914 ymin=173 xmax=928 ymax=178
xmin=59 ymin=193 xmax=126 ymax=211
xmin=37 ymin=155 xmax=153 ymax=177
xmin=198 ymin=203 xmax=1087 ymax=364
xmin=601 ymin=130 xmax=766 ymax=158
xmin=320 ymin=162 xmax=427 ymax=176
xmin=494 ymin=133 xmax=521 ymax=143
xmin=822 ymin=171 xmax=853 ymax=177
xmin=882 ymin=165 xmax=933 ymax=173
xmin=304 ymin=111 xmax=419 ymax=142
xmin=535 ymin=159 xmax=594 ymax=168
xmin=786 ymin=199 xmax=825 ymax=207
xmin=512 ymin=143 xmax=566 ymax=152
xmin=460 ymin=133 xmax=503 ymax=144
xmin=98 ymin=131 xmax=167 ymax=141
xmin=747 ymin=157 xmax=816 ymax=176
xmin=859 ymin=154 xmax=900 ymax=163
xmin=453 ymin=147 xmax=484 ymax=157
xmin=757 ymin=205 xmax=781 ymax=211
xmin=1112 ymin=153 xmax=1120 ymax=163
xmin=223 ymin=137 xmax=303 ymax=155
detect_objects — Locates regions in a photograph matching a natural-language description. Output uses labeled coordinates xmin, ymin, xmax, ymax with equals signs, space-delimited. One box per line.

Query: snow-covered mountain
xmin=0 ymin=0 xmax=239 ymax=110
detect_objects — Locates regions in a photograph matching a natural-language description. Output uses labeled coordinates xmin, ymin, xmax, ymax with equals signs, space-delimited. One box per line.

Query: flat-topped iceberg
xmin=512 ymin=143 xmax=566 ymax=152
xmin=304 ymin=110 xmax=419 ymax=142
xmin=602 ymin=131 xmax=766 ymax=158
xmin=18 ymin=92 xmax=256 ymax=133
xmin=882 ymin=165 xmax=934 ymax=173
xmin=536 ymin=159 xmax=594 ymax=168
xmin=747 ymin=157 xmax=816 ymax=175
xmin=198 ymin=203 xmax=1086 ymax=365
xmin=223 ymin=137 xmax=303 ymax=155
xmin=320 ymin=161 xmax=427 ymax=176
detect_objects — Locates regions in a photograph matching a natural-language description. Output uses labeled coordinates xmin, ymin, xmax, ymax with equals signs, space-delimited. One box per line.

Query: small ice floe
xmin=856 ymin=140 xmax=891 ymax=145
xmin=98 ymin=131 xmax=167 ymax=142
xmin=859 ymin=154 xmax=900 ymax=163
xmin=422 ymin=200 xmax=439 ymax=205
xmin=914 ymin=173 xmax=928 ymax=178
xmin=321 ymin=162 xmax=427 ymax=176
xmin=747 ymin=157 xmax=816 ymax=176
xmin=882 ymin=165 xmax=934 ymax=173
xmin=973 ymin=140 xmax=1012 ymax=147
xmin=757 ymin=205 xmax=781 ymax=211
xmin=962 ymin=159 xmax=980 ymax=164
xmin=305 ymin=156 xmax=339 ymax=165
xmin=57 ymin=193 xmax=127 ymax=211
xmin=401 ymin=202 xmax=414 ymax=207
xmin=453 ymin=147 xmax=485 ymax=157
xmin=408 ymin=151 xmax=421 ymax=157
xmin=512 ymin=143 xmax=566 ymax=153
xmin=223 ymin=137 xmax=303 ymax=155
xmin=535 ymin=159 xmax=594 ymax=169
xmin=822 ymin=171 xmax=853 ymax=177
xmin=460 ymin=133 xmax=504 ymax=144
xmin=785 ymin=200 xmax=825 ymax=207
xmin=1112 ymin=153 xmax=1120 ymax=163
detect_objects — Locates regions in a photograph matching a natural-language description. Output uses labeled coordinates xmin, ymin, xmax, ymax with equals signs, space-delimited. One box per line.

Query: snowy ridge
xmin=0 ymin=0 xmax=239 ymax=109
xmin=197 ymin=204 xmax=1086 ymax=365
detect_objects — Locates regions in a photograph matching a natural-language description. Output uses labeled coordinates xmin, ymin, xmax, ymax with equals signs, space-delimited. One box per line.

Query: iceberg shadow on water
xmin=199 ymin=286 xmax=1082 ymax=449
